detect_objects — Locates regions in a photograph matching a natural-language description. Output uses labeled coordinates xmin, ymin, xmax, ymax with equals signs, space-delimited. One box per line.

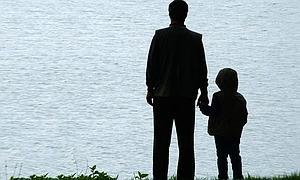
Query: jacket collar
xmin=169 ymin=23 xmax=186 ymax=28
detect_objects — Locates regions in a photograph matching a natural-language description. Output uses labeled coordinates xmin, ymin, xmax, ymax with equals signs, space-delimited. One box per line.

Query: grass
xmin=9 ymin=166 xmax=300 ymax=180
xmin=244 ymin=173 xmax=300 ymax=180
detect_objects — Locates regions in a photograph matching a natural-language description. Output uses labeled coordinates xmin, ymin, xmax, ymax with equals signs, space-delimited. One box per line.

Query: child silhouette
xmin=199 ymin=68 xmax=248 ymax=180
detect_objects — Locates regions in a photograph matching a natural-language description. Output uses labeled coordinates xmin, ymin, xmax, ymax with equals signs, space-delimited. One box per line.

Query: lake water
xmin=0 ymin=0 xmax=299 ymax=179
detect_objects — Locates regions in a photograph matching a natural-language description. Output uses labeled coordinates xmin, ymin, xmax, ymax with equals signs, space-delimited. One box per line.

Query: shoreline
xmin=9 ymin=166 xmax=300 ymax=180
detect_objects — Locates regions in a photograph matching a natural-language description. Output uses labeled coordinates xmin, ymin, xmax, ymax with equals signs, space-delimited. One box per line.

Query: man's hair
xmin=168 ymin=0 xmax=188 ymax=22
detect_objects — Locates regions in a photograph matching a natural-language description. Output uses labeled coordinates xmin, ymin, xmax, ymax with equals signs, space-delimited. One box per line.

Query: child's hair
xmin=215 ymin=68 xmax=238 ymax=93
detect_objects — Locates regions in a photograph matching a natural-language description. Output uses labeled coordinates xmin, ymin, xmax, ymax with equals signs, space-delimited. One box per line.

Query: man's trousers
xmin=153 ymin=97 xmax=195 ymax=180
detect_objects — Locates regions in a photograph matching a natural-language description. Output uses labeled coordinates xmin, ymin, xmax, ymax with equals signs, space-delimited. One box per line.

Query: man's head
xmin=169 ymin=0 xmax=188 ymax=22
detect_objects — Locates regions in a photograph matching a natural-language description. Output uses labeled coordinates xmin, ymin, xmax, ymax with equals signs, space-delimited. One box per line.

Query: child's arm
xmin=199 ymin=93 xmax=218 ymax=116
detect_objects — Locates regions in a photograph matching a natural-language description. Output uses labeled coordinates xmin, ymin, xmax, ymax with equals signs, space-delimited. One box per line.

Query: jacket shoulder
xmin=212 ymin=91 xmax=222 ymax=98
xmin=187 ymin=29 xmax=203 ymax=40
xmin=155 ymin=27 xmax=171 ymax=35
xmin=155 ymin=27 xmax=203 ymax=39
xmin=235 ymin=92 xmax=247 ymax=105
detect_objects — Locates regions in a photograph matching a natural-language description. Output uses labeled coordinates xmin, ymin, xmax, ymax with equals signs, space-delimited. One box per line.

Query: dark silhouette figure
xmin=199 ymin=68 xmax=248 ymax=180
xmin=146 ymin=1 xmax=208 ymax=179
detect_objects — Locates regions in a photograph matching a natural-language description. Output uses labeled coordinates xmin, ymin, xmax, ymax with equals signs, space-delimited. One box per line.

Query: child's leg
xmin=215 ymin=136 xmax=229 ymax=180
xmin=228 ymin=137 xmax=243 ymax=179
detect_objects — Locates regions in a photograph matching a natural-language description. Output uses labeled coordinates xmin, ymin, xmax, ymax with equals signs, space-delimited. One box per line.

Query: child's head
xmin=216 ymin=68 xmax=238 ymax=93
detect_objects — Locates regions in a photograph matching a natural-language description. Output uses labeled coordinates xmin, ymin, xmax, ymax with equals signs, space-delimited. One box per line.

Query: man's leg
xmin=229 ymin=138 xmax=243 ymax=179
xmin=174 ymin=97 xmax=195 ymax=180
xmin=215 ymin=136 xmax=229 ymax=180
xmin=153 ymin=97 xmax=174 ymax=180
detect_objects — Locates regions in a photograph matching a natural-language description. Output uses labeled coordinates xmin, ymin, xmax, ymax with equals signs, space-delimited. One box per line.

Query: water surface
xmin=0 ymin=0 xmax=299 ymax=178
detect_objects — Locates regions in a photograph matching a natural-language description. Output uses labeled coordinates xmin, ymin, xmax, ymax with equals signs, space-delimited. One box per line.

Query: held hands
xmin=197 ymin=94 xmax=210 ymax=116
xmin=198 ymin=102 xmax=211 ymax=116
xmin=197 ymin=93 xmax=209 ymax=106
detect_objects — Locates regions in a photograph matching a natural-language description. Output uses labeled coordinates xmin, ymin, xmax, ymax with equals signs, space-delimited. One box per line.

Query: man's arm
xmin=197 ymin=36 xmax=209 ymax=105
xmin=146 ymin=31 xmax=159 ymax=106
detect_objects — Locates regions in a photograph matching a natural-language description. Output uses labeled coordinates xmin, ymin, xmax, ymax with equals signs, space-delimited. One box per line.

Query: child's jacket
xmin=207 ymin=91 xmax=248 ymax=137
xmin=203 ymin=68 xmax=248 ymax=137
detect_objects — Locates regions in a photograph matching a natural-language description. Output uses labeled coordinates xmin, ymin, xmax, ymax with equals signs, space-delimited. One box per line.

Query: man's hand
xmin=198 ymin=102 xmax=211 ymax=116
xmin=197 ymin=94 xmax=209 ymax=106
xmin=146 ymin=90 xmax=154 ymax=106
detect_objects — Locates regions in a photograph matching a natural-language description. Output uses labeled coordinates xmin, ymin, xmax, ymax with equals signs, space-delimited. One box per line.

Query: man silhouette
xmin=146 ymin=0 xmax=208 ymax=179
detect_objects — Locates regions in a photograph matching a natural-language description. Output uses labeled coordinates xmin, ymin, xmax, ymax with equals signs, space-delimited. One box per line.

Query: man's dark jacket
xmin=146 ymin=25 xmax=208 ymax=99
